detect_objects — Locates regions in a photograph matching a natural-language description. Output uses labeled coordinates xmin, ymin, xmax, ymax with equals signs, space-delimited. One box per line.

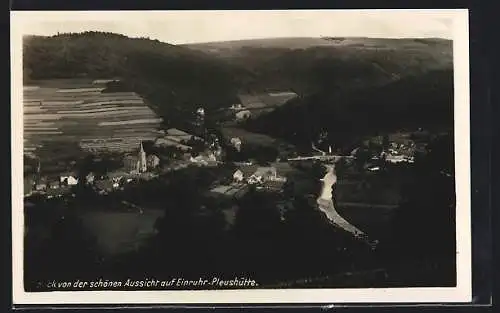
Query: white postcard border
xmin=11 ymin=9 xmax=471 ymax=305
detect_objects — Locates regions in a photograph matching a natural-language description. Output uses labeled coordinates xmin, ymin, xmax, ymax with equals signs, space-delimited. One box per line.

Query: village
xmin=24 ymin=99 xmax=428 ymax=208
xmin=21 ymin=94 xmax=440 ymax=288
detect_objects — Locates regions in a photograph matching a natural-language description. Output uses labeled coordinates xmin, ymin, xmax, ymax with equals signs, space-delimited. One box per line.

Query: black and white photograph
xmin=11 ymin=9 xmax=471 ymax=304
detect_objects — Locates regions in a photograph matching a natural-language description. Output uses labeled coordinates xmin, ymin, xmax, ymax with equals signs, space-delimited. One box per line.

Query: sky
xmin=13 ymin=10 xmax=456 ymax=44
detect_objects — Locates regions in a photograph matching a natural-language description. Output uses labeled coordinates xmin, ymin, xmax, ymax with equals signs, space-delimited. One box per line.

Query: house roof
xmin=238 ymin=165 xmax=259 ymax=178
xmin=233 ymin=169 xmax=243 ymax=175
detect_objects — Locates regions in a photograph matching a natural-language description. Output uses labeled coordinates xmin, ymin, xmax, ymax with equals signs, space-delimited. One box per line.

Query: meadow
xmin=23 ymin=79 xmax=163 ymax=162
xmin=237 ymin=91 xmax=298 ymax=109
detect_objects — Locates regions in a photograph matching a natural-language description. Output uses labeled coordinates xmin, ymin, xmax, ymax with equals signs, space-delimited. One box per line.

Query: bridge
xmin=287 ymin=142 xmax=357 ymax=162
xmin=287 ymin=155 xmax=355 ymax=162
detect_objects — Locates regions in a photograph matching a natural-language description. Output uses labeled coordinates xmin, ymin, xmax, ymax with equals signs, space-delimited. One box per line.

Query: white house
xmin=233 ymin=169 xmax=244 ymax=182
xmin=247 ymin=175 xmax=263 ymax=185
xmin=35 ymin=183 xmax=47 ymax=191
xmin=230 ymin=137 xmax=242 ymax=152
xmin=235 ymin=110 xmax=251 ymax=121
xmin=85 ymin=172 xmax=95 ymax=185
xmin=247 ymin=167 xmax=282 ymax=184
xmin=230 ymin=104 xmax=243 ymax=110
xmin=60 ymin=174 xmax=79 ymax=186
xmin=386 ymin=155 xmax=406 ymax=164
xmin=207 ymin=153 xmax=217 ymax=162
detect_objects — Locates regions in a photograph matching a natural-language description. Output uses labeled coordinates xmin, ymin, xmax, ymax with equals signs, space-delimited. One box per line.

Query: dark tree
xmin=380 ymin=133 xmax=456 ymax=286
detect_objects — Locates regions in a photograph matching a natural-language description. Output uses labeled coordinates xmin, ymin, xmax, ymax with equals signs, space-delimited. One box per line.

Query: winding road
xmin=316 ymin=164 xmax=378 ymax=248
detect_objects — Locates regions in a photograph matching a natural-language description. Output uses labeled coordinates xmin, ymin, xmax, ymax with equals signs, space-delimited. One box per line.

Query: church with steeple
xmin=123 ymin=141 xmax=149 ymax=173
xmin=137 ymin=141 xmax=147 ymax=173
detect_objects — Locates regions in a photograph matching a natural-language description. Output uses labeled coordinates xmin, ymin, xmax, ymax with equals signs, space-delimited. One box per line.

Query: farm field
xmin=220 ymin=126 xmax=296 ymax=152
xmin=23 ymin=79 xmax=163 ymax=161
xmin=237 ymin=91 xmax=298 ymax=109
xmin=235 ymin=91 xmax=298 ymax=117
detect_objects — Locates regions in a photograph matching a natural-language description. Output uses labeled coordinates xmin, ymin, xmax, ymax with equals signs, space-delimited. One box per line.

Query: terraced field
xmin=23 ymin=79 xmax=163 ymax=159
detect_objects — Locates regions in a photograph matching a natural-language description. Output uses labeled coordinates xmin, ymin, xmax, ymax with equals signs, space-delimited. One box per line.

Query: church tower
xmin=36 ymin=159 xmax=41 ymax=175
xmin=137 ymin=141 xmax=147 ymax=173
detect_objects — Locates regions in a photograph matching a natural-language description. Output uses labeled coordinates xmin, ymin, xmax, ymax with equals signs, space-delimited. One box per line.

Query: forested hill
xmin=23 ymin=32 xmax=240 ymax=124
xmin=184 ymin=37 xmax=453 ymax=95
xmin=243 ymin=68 xmax=454 ymax=149
xmin=23 ymin=33 xmax=453 ymax=134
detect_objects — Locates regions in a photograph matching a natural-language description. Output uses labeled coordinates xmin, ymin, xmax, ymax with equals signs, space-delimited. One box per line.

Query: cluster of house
xmin=364 ymin=152 xmax=415 ymax=172
xmin=233 ymin=166 xmax=287 ymax=186
xmin=382 ymin=152 xmax=415 ymax=164
xmin=24 ymin=170 xmax=94 ymax=198
xmin=226 ymin=102 xmax=251 ymax=121
xmin=382 ymin=139 xmax=418 ymax=164
xmin=124 ymin=133 xmax=222 ymax=173
xmin=93 ymin=172 xmax=140 ymax=195
xmin=92 ymin=141 xmax=164 ymax=194
xmin=360 ymin=133 xmax=424 ymax=172
xmin=207 ymin=166 xmax=288 ymax=212
xmin=189 ymin=151 xmax=219 ymax=166
xmin=24 ymin=141 xmax=159 ymax=197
